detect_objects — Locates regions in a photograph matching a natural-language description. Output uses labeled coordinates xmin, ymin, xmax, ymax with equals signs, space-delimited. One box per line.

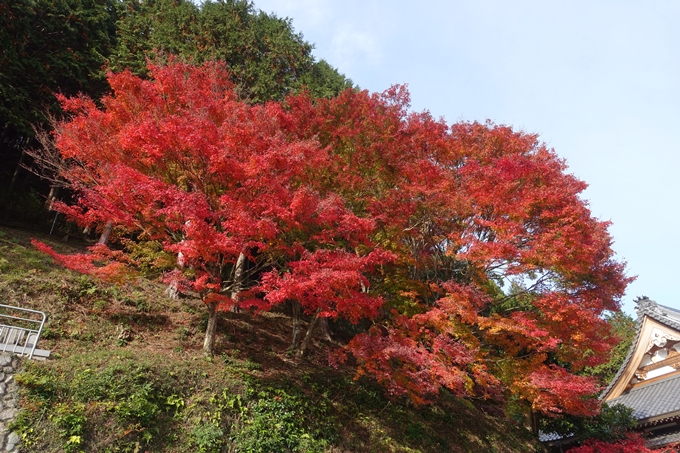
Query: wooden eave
xmin=638 ymin=410 xmax=680 ymax=428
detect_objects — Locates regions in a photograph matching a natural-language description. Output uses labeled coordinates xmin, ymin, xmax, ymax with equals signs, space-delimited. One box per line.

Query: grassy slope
xmin=0 ymin=225 xmax=545 ymax=453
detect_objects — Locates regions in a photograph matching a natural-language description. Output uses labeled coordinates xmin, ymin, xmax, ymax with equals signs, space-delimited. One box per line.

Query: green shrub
xmin=231 ymin=387 xmax=334 ymax=453
xmin=124 ymin=240 xmax=175 ymax=279
xmin=191 ymin=423 xmax=224 ymax=453
xmin=115 ymin=382 xmax=160 ymax=426
xmin=51 ymin=403 xmax=87 ymax=453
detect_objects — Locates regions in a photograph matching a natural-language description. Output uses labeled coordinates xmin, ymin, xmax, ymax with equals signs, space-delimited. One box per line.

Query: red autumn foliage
xmin=35 ymin=61 xmax=390 ymax=354
xmin=253 ymin=248 xmax=395 ymax=322
xmin=281 ymin=87 xmax=631 ymax=414
xmin=565 ymin=433 xmax=679 ymax=453
xmin=35 ymin=61 xmax=632 ymax=416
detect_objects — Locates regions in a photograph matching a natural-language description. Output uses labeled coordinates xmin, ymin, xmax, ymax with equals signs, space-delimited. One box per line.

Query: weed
xmin=121 ymin=293 xmax=152 ymax=312
xmin=14 ymin=365 xmax=56 ymax=402
xmin=51 ymin=403 xmax=87 ymax=453
xmin=93 ymin=299 xmax=109 ymax=311
xmin=175 ymin=326 xmax=191 ymax=341
xmin=165 ymin=394 xmax=185 ymax=418
xmin=0 ymin=257 xmax=10 ymax=273
xmin=405 ymin=421 xmax=427 ymax=442
xmin=124 ymin=240 xmax=175 ymax=279
xmin=115 ymin=382 xmax=160 ymax=426
xmin=230 ymin=386 xmax=337 ymax=453
xmin=191 ymin=423 xmax=224 ymax=453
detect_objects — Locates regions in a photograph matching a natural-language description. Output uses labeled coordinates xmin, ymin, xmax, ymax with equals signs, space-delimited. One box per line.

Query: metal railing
xmin=0 ymin=304 xmax=46 ymax=360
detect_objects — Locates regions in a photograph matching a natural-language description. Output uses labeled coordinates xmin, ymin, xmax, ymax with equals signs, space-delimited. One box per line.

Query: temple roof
xmin=647 ymin=431 xmax=680 ymax=449
xmin=541 ymin=298 xmax=680 ymax=448
xmin=607 ymin=373 xmax=680 ymax=422
xmin=600 ymin=297 xmax=680 ymax=402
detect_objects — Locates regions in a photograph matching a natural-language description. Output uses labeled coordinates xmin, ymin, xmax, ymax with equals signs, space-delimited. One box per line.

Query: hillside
xmin=0 ymin=225 xmax=545 ymax=452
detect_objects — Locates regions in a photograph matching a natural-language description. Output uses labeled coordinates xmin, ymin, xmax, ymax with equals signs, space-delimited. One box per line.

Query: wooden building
xmin=601 ymin=297 xmax=680 ymax=448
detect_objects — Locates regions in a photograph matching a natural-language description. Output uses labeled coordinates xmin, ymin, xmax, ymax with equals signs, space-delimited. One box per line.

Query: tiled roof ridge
xmin=636 ymin=297 xmax=680 ymax=331
xmin=655 ymin=302 xmax=680 ymax=322
xmin=656 ymin=302 xmax=680 ymax=314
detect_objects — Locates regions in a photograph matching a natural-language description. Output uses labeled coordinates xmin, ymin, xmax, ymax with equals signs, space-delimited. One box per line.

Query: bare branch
xmin=22 ymin=120 xmax=69 ymax=188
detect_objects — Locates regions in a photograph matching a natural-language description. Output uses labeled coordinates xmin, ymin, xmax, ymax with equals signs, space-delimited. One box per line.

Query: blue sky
xmin=254 ymin=0 xmax=680 ymax=315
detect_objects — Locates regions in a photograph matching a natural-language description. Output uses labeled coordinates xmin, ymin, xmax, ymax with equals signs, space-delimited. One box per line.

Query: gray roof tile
xmin=538 ymin=431 xmax=568 ymax=442
xmin=646 ymin=430 xmax=680 ymax=448
xmin=608 ymin=373 xmax=680 ymax=421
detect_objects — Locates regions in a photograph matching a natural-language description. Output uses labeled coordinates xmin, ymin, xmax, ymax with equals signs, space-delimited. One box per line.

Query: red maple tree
xmin=35 ymin=61 xmax=632 ymax=419
xmin=34 ymin=61 xmax=391 ymax=354
xmin=281 ymin=87 xmax=632 ymax=415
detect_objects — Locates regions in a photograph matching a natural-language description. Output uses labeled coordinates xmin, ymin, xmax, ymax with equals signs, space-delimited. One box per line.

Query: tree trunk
xmin=8 ymin=150 xmax=25 ymax=191
xmin=20 ymin=166 xmax=32 ymax=190
xmin=298 ymin=308 xmax=322 ymax=357
xmin=164 ymin=281 xmax=179 ymax=299
xmin=529 ymin=408 xmax=538 ymax=436
xmin=289 ymin=300 xmax=302 ymax=351
xmin=98 ymin=221 xmax=113 ymax=244
xmin=46 ymin=186 xmax=60 ymax=209
xmin=319 ymin=316 xmax=332 ymax=342
xmin=203 ymin=301 xmax=218 ymax=355
xmin=230 ymin=252 xmax=245 ymax=312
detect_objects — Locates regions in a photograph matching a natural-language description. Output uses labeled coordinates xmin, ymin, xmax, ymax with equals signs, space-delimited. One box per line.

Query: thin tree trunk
xmin=20 ymin=165 xmax=32 ymax=190
xmin=230 ymin=252 xmax=245 ymax=312
xmin=289 ymin=300 xmax=302 ymax=351
xmin=164 ymin=280 xmax=179 ymax=299
xmin=529 ymin=408 xmax=538 ymax=436
xmin=319 ymin=316 xmax=332 ymax=342
xmin=8 ymin=150 xmax=25 ymax=191
xmin=46 ymin=186 xmax=60 ymax=209
xmin=98 ymin=221 xmax=113 ymax=244
xmin=203 ymin=301 xmax=218 ymax=355
xmin=298 ymin=308 xmax=322 ymax=357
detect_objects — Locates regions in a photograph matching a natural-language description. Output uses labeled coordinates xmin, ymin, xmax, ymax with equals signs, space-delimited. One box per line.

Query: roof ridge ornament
xmin=635 ymin=296 xmax=666 ymax=318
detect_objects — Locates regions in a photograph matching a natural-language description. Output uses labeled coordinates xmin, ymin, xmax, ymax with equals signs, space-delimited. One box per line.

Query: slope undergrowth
xmin=0 ymin=225 xmax=545 ymax=452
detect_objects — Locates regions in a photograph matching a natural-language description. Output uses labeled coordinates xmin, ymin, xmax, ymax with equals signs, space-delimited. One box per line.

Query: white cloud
xmin=331 ymin=27 xmax=383 ymax=71
xmin=255 ymin=0 xmax=332 ymax=33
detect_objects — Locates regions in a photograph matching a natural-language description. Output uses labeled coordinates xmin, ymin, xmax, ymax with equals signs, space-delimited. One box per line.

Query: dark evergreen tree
xmin=584 ymin=311 xmax=637 ymax=385
xmin=0 ymin=0 xmax=351 ymax=211
xmin=0 ymin=0 xmax=117 ymax=188
xmin=110 ymin=0 xmax=352 ymax=102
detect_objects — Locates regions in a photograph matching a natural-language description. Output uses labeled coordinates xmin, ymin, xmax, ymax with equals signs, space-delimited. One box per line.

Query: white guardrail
xmin=0 ymin=304 xmax=49 ymax=360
